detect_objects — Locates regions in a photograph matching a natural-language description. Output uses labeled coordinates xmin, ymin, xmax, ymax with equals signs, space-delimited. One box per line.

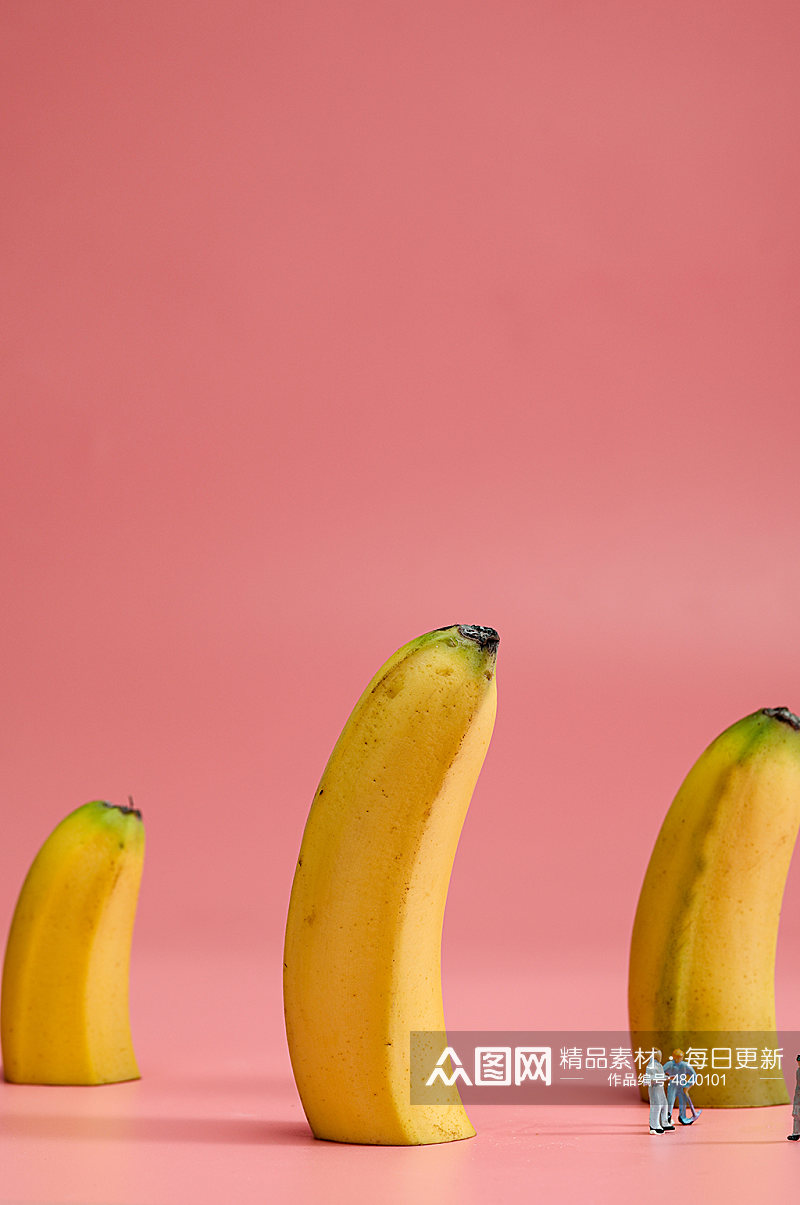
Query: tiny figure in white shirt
xmin=645 ymin=1050 xmax=674 ymax=1135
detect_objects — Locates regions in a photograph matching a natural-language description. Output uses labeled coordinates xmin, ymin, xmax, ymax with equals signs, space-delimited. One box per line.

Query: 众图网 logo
xmin=426 ymin=1045 xmax=552 ymax=1088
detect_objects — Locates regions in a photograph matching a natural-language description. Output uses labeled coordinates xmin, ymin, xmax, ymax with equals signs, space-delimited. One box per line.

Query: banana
xmin=629 ymin=707 xmax=800 ymax=1106
xmin=2 ymin=800 xmax=145 ymax=1085
xmin=283 ymin=624 xmax=498 ymax=1144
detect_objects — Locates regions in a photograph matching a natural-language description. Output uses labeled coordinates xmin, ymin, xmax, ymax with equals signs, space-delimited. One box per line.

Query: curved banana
xmin=629 ymin=707 xmax=800 ymax=1106
xmin=283 ymin=624 xmax=499 ymax=1144
xmin=1 ymin=800 xmax=145 ymax=1085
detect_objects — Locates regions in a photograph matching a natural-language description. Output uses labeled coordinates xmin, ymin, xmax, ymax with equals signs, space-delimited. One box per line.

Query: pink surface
xmin=3 ymin=1 xmax=800 ymax=1201
xmin=3 ymin=952 xmax=800 ymax=1204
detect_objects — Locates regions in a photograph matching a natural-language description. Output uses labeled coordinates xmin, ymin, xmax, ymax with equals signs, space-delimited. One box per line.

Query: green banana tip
xmin=101 ymin=798 xmax=143 ymax=821
xmin=432 ymin=624 xmax=499 ymax=654
xmin=457 ymin=625 xmax=499 ymax=653
xmin=762 ymin=707 xmax=800 ymax=731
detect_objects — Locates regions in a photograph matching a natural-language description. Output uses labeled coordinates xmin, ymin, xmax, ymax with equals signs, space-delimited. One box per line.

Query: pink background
xmin=2 ymin=2 xmax=800 ymax=1201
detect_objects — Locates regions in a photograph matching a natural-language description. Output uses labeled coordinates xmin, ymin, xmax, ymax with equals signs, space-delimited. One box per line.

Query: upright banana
xmin=2 ymin=800 xmax=145 ymax=1085
xmin=283 ymin=624 xmax=498 ymax=1144
xmin=629 ymin=707 xmax=800 ymax=1106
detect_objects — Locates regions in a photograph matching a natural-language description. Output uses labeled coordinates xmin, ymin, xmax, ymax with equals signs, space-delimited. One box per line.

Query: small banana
xmin=283 ymin=624 xmax=499 ymax=1144
xmin=629 ymin=707 xmax=800 ymax=1106
xmin=1 ymin=800 xmax=145 ymax=1085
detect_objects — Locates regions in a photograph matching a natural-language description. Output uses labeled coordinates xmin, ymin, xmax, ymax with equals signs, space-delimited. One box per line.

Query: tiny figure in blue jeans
xmin=663 ymin=1048 xmax=700 ymax=1126
xmin=681 ymin=1082 xmax=701 ymax=1122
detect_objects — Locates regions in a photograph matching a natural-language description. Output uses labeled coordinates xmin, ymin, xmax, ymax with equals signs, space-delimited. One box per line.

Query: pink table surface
xmin=3 ymin=947 xmax=800 ymax=1205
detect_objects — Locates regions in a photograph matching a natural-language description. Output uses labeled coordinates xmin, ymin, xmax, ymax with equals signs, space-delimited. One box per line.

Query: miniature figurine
xmin=645 ymin=1049 xmax=674 ymax=1134
xmin=788 ymin=1053 xmax=800 ymax=1140
xmin=681 ymin=1082 xmax=702 ymax=1123
xmin=663 ymin=1048 xmax=699 ymax=1125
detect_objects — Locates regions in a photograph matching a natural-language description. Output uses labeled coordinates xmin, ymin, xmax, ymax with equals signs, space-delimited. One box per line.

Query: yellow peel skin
xmin=1 ymin=801 xmax=145 ymax=1085
xmin=283 ymin=625 xmax=498 ymax=1144
xmin=629 ymin=708 xmax=800 ymax=1107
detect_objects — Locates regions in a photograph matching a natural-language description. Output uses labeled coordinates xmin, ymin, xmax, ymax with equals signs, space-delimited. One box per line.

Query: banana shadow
xmin=0 ymin=1112 xmax=313 ymax=1146
xmin=465 ymin=1081 xmax=632 ymax=1107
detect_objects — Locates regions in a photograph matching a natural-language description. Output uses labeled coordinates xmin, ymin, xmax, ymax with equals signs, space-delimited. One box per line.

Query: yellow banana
xmin=283 ymin=624 xmax=499 ymax=1144
xmin=1 ymin=800 xmax=145 ymax=1085
xmin=629 ymin=707 xmax=800 ymax=1106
